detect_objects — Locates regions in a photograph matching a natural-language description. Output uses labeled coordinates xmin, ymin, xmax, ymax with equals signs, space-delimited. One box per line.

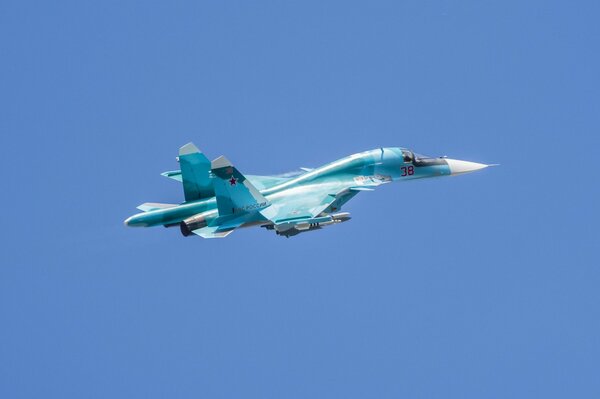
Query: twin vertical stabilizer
xmin=210 ymin=156 xmax=269 ymax=216
xmin=174 ymin=144 xmax=270 ymax=238
xmin=178 ymin=143 xmax=213 ymax=202
xmin=178 ymin=143 xmax=268 ymax=218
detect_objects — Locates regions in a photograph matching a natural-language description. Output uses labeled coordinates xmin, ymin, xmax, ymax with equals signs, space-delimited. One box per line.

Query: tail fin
xmin=211 ymin=156 xmax=269 ymax=216
xmin=178 ymin=143 xmax=214 ymax=202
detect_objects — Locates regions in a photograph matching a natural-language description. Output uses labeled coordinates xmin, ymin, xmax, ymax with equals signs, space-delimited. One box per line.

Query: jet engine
xmin=180 ymin=213 xmax=209 ymax=236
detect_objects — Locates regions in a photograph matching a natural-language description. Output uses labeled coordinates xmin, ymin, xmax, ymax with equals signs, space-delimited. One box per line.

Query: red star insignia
xmin=229 ymin=176 xmax=237 ymax=186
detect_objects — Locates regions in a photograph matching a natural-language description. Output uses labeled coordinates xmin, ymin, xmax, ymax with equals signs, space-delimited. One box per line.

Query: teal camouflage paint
xmin=125 ymin=144 xmax=491 ymax=238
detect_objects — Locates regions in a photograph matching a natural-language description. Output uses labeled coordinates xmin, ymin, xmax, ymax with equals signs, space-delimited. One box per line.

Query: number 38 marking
xmin=401 ymin=166 xmax=414 ymax=176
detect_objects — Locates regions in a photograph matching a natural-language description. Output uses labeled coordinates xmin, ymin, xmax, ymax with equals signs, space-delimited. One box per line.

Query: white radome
xmin=445 ymin=159 xmax=489 ymax=175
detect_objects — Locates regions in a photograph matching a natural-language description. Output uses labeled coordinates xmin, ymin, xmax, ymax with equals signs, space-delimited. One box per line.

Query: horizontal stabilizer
xmin=136 ymin=202 xmax=178 ymax=212
xmin=192 ymin=225 xmax=237 ymax=238
xmin=191 ymin=216 xmax=247 ymax=238
xmin=161 ymin=170 xmax=183 ymax=182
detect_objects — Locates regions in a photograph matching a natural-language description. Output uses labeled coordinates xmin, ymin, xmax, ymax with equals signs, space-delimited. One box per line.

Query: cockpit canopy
xmin=401 ymin=149 xmax=414 ymax=163
xmin=401 ymin=149 xmax=447 ymax=166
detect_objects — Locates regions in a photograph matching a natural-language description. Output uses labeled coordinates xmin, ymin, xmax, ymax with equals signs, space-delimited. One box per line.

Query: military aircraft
xmin=124 ymin=143 xmax=492 ymax=238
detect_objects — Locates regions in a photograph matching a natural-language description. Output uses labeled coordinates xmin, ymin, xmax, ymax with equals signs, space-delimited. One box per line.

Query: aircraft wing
xmin=260 ymin=182 xmax=371 ymax=224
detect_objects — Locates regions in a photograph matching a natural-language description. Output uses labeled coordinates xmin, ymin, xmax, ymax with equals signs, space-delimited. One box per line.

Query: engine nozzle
xmin=180 ymin=214 xmax=209 ymax=237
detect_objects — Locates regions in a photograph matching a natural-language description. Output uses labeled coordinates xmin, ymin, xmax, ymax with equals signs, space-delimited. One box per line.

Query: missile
xmin=274 ymin=212 xmax=352 ymax=237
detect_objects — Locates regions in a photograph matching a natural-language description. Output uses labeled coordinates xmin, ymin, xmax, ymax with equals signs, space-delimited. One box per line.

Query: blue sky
xmin=1 ymin=0 xmax=599 ymax=397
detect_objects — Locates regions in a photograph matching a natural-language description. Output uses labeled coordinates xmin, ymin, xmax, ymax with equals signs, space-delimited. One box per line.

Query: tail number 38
xmin=401 ymin=166 xmax=414 ymax=176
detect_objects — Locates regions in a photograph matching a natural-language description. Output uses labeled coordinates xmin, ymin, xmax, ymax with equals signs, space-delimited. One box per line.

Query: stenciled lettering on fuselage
xmin=353 ymin=174 xmax=392 ymax=186
xmin=233 ymin=201 xmax=269 ymax=214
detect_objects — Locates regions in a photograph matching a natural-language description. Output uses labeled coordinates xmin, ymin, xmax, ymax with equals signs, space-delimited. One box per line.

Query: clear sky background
xmin=1 ymin=1 xmax=599 ymax=398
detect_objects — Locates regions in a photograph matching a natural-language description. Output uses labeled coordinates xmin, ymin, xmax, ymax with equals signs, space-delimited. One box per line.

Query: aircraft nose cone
xmin=124 ymin=216 xmax=133 ymax=227
xmin=445 ymin=159 xmax=488 ymax=175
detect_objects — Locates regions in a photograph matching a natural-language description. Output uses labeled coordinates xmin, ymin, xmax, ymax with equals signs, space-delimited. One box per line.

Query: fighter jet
xmin=124 ymin=143 xmax=492 ymax=238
